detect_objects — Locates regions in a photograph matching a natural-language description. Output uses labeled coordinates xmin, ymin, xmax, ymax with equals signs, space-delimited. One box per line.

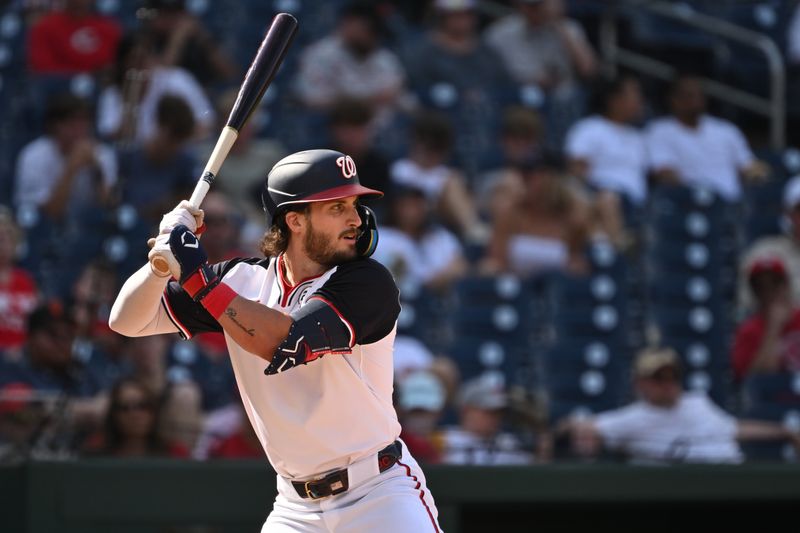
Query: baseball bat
xmin=150 ymin=12 xmax=299 ymax=276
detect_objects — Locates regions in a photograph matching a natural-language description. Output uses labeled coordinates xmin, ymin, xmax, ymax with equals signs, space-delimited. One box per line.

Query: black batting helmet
xmin=261 ymin=149 xmax=382 ymax=257
xmin=262 ymin=149 xmax=382 ymax=219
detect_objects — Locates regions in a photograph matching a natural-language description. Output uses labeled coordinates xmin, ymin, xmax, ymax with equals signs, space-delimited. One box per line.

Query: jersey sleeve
xmin=161 ymin=257 xmax=262 ymax=339
xmin=311 ymin=258 xmax=401 ymax=346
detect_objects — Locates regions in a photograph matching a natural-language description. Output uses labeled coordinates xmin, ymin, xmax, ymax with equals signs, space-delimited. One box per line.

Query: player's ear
xmin=284 ymin=210 xmax=305 ymax=234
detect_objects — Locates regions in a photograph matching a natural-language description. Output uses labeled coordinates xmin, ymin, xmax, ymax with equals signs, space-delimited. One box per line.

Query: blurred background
xmin=1 ymin=0 xmax=800 ymax=531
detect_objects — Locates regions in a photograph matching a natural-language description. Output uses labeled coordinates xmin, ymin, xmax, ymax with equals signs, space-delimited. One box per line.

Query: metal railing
xmin=600 ymin=0 xmax=786 ymax=149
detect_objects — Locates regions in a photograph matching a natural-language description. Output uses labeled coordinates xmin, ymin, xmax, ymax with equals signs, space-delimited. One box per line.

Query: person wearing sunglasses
xmin=560 ymin=347 xmax=800 ymax=464
xmin=83 ymin=378 xmax=187 ymax=458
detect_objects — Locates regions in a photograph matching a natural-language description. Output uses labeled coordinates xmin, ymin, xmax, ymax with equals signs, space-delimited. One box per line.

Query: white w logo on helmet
xmin=335 ymin=155 xmax=357 ymax=179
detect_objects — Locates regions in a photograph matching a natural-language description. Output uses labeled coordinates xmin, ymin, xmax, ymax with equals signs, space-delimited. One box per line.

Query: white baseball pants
xmin=262 ymin=448 xmax=442 ymax=533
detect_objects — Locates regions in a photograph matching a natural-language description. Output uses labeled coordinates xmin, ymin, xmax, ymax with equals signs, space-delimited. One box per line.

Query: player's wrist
xmin=180 ymin=263 xmax=220 ymax=300
xmin=199 ymin=282 xmax=237 ymax=319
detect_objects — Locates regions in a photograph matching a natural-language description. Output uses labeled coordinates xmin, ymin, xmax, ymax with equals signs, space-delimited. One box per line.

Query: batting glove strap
xmin=181 ymin=263 xmax=221 ymax=301
xmin=169 ymin=224 xmax=218 ymax=302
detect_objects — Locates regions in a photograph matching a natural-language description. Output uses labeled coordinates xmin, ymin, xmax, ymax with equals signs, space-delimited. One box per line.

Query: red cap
xmin=0 ymin=382 xmax=34 ymax=415
xmin=748 ymin=256 xmax=787 ymax=280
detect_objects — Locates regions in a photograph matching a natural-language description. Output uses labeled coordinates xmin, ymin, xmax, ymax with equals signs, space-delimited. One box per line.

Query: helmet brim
xmin=276 ymin=184 xmax=383 ymax=209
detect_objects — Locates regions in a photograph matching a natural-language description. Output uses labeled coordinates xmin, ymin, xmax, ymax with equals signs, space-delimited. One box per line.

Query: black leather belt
xmin=293 ymin=440 xmax=403 ymax=500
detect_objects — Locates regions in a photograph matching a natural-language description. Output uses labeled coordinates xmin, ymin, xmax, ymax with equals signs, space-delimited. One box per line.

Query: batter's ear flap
xmin=356 ymin=204 xmax=379 ymax=258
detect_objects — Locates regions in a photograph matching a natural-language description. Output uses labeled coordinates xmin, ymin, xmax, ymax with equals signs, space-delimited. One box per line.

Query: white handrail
xmin=600 ymin=0 xmax=786 ymax=149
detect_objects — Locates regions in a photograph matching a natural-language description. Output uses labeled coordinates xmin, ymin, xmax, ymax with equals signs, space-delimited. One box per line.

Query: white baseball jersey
xmin=160 ymin=254 xmax=403 ymax=480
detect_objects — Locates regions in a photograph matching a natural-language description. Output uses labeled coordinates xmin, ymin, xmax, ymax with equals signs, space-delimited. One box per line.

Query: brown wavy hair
xmin=259 ymin=205 xmax=309 ymax=257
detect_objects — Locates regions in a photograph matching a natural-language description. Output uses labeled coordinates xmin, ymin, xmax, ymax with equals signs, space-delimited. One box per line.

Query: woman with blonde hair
xmin=482 ymin=153 xmax=592 ymax=277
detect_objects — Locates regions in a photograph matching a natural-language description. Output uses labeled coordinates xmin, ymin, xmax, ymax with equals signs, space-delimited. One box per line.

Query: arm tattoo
xmin=224 ymin=308 xmax=255 ymax=337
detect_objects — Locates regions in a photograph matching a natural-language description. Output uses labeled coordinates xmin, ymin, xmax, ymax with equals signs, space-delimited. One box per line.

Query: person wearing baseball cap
xmin=111 ymin=148 xmax=444 ymax=531
xmin=395 ymin=370 xmax=447 ymax=464
xmin=732 ymin=254 xmax=800 ymax=382
xmin=438 ymin=377 xmax=534 ymax=465
xmin=562 ymin=346 xmax=800 ymax=464
xmin=739 ymin=175 xmax=800 ymax=311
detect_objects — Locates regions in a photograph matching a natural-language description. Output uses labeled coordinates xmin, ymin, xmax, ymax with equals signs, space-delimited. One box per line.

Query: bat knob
xmin=150 ymin=256 xmax=173 ymax=278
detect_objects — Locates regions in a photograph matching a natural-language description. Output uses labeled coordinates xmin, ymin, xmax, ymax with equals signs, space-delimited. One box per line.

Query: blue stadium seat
xmin=453 ymin=274 xmax=528 ymax=307
xmin=647 ymin=241 xmax=732 ymax=278
xmin=741 ymin=179 xmax=787 ymax=244
xmin=544 ymin=272 xmax=628 ymax=345
xmin=447 ymin=336 xmax=527 ymax=386
xmin=739 ymin=373 xmax=800 ymax=462
xmin=586 ymin=240 xmax=627 ymax=279
xmin=652 ymin=305 xmax=729 ymax=339
xmin=649 ymin=209 xmax=732 ymax=244
xmin=451 ymin=304 xmax=529 ymax=343
xmin=741 ymin=373 xmax=800 ymax=411
xmin=541 ymin=338 xmax=630 ymax=376
xmin=649 ymin=185 xmax=735 ymax=214
xmin=648 ymin=273 xmax=724 ymax=309
xmin=544 ymin=360 xmax=628 ymax=423
xmin=715 ymin=1 xmax=792 ymax=98
xmin=396 ymin=285 xmax=453 ymax=353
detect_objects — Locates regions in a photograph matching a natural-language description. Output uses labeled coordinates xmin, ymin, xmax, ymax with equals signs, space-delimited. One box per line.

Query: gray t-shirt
xmin=485 ymin=15 xmax=589 ymax=91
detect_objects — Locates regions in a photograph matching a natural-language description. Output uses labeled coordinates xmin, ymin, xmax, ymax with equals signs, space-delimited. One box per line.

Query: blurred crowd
xmin=2 ymin=0 xmax=800 ymax=466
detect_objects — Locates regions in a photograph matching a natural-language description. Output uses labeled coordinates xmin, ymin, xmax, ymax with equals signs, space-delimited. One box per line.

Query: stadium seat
xmin=544 ymin=364 xmax=628 ymax=423
xmin=739 ymin=373 xmax=800 ymax=461
xmin=647 ymin=242 xmax=734 ymax=281
xmin=649 ymin=209 xmax=733 ymax=243
xmin=742 ymin=179 xmax=787 ymax=244
xmin=453 ymin=274 xmax=528 ymax=307
xmin=648 ymin=273 xmax=724 ymax=309
xmin=447 ymin=336 xmax=527 ymax=386
xmin=396 ymin=285 xmax=453 ymax=353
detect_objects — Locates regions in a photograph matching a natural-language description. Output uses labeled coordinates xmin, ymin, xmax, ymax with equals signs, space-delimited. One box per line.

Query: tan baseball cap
xmin=633 ymin=347 xmax=681 ymax=378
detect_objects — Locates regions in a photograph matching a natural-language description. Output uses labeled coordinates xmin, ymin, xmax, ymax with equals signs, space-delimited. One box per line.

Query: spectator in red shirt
xmin=732 ymin=256 xmax=800 ymax=382
xmin=0 ymin=207 xmax=39 ymax=359
xmin=27 ymin=0 xmax=122 ymax=75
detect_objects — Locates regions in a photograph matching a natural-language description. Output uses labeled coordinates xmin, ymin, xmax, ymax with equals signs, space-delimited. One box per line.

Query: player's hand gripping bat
xmin=149 ymin=12 xmax=298 ymax=276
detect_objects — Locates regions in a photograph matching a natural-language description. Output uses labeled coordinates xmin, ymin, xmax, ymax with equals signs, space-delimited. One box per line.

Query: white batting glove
xmin=147 ymin=233 xmax=181 ymax=279
xmin=158 ymin=200 xmax=205 ymax=235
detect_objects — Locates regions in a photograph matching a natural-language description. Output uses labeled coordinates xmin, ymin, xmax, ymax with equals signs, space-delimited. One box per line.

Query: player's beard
xmin=303 ymin=220 xmax=357 ymax=267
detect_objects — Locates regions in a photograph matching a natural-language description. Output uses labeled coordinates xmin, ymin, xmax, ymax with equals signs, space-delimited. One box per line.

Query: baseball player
xmin=109 ymin=149 xmax=442 ymax=532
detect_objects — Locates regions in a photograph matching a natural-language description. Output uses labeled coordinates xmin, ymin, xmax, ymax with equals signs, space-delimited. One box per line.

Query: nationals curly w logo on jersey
xmin=336 ymin=155 xmax=357 ymax=179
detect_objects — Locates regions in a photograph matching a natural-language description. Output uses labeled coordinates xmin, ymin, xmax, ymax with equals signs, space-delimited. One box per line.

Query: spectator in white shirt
xmin=372 ymin=182 xmax=468 ymax=293
xmin=294 ymin=0 xmax=406 ymax=124
xmin=97 ymin=31 xmax=215 ymax=144
xmin=645 ymin=74 xmax=768 ymax=201
xmin=561 ymin=347 xmax=800 ymax=464
xmin=14 ymin=93 xmax=117 ymax=221
xmin=566 ymin=74 xmax=648 ymax=207
xmin=440 ymin=376 xmax=535 ymax=465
